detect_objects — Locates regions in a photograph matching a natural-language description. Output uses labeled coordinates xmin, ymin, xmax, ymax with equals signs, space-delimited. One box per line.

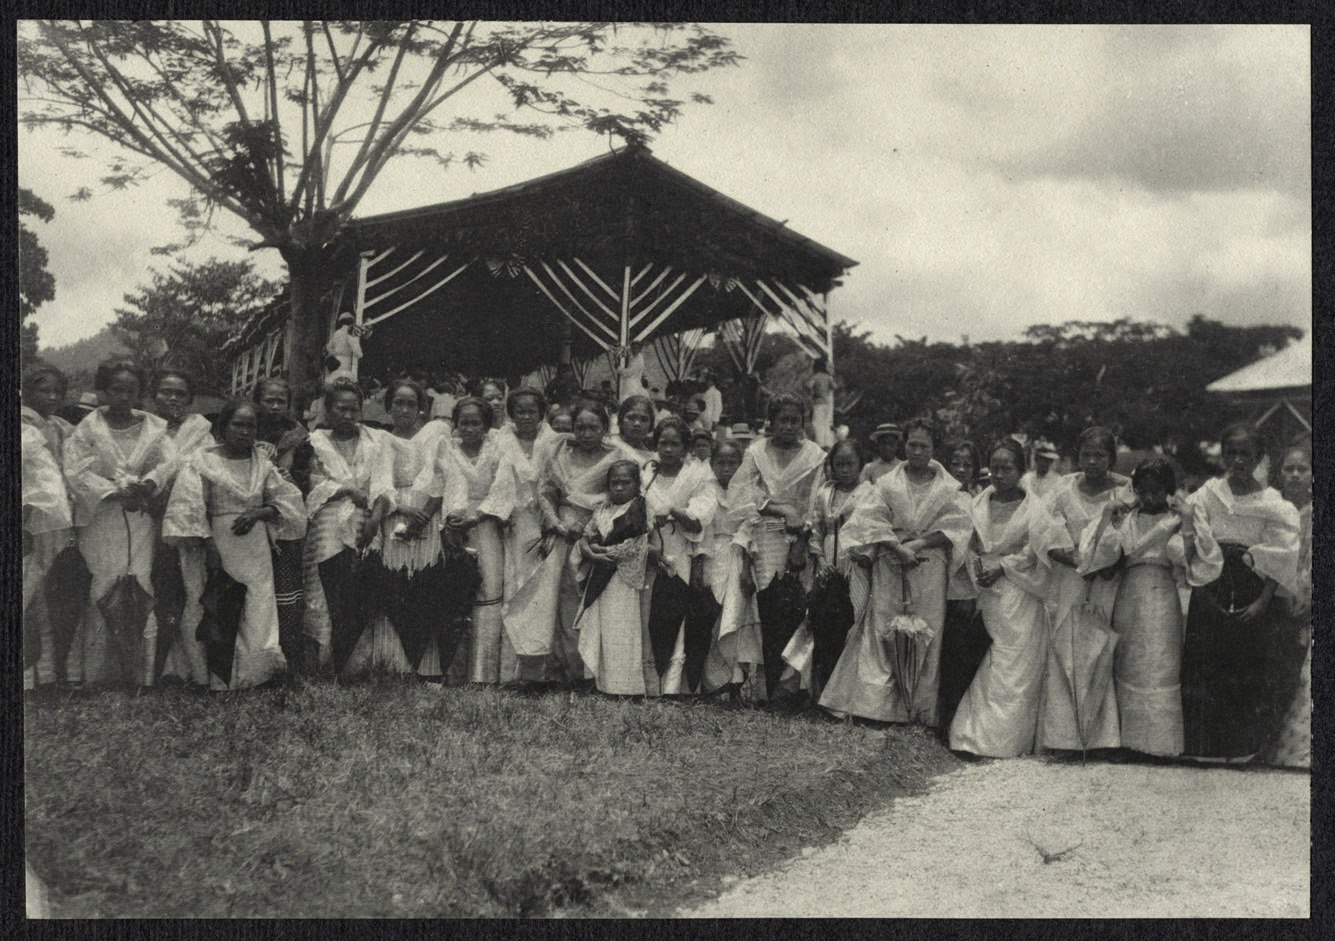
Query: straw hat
xmin=728 ymin=422 xmax=754 ymax=443
xmin=869 ymin=422 xmax=903 ymax=441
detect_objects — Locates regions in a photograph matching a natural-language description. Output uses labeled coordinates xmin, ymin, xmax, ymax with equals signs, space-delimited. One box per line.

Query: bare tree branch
xmin=285 ymin=31 xmax=385 ymax=217
xmin=261 ymin=20 xmax=286 ymax=207
xmin=40 ymin=22 xmax=255 ymax=226
xmin=320 ymin=20 xmax=345 ymax=83
xmin=329 ymin=20 xmax=428 ymax=207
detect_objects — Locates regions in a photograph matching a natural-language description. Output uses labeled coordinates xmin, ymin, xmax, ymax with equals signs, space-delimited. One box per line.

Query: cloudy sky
xmin=18 ymin=23 xmax=1310 ymax=350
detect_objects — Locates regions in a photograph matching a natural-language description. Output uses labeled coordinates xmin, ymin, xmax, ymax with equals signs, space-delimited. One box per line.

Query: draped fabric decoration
xmin=357 ymin=248 xmax=472 ymax=332
xmin=734 ymin=277 xmax=832 ymax=362
xmin=717 ymin=312 xmax=769 ymax=376
xmin=651 ymin=328 xmax=708 ymax=387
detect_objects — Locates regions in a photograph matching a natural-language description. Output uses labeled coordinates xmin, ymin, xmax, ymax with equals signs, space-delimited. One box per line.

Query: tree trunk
xmin=283 ymin=247 xmax=334 ymax=417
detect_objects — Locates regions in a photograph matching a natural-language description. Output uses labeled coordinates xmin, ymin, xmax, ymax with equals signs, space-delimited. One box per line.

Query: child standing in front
xmin=575 ymin=460 xmax=654 ymax=696
xmin=1078 ymin=458 xmax=1212 ymax=757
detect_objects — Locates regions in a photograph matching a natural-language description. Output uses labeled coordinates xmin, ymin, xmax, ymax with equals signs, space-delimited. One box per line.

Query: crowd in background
xmin=21 ymin=351 xmax=1311 ymax=772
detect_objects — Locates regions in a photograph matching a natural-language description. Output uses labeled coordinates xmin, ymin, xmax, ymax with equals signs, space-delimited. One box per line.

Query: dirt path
xmin=685 ymin=758 xmax=1309 ymax=918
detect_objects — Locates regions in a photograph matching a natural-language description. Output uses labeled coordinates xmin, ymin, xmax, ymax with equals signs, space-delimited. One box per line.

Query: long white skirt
xmin=207 ymin=515 xmax=288 ymax=690
xmin=577 ymin=570 xmax=649 ymax=695
xmin=501 ymin=504 xmax=590 ymax=682
xmin=160 ymin=544 xmax=210 ymax=686
xmin=1036 ymin=563 xmax=1121 ymax=751
xmin=819 ymin=552 xmax=945 ymax=724
xmin=23 ymin=530 xmax=70 ymax=689
xmin=949 ymin=577 xmax=1047 ymax=757
xmin=701 ymin=541 xmax=764 ymax=692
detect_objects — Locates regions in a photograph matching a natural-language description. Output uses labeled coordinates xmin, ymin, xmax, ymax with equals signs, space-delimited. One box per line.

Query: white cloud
xmin=19 ymin=23 xmax=1311 ymax=355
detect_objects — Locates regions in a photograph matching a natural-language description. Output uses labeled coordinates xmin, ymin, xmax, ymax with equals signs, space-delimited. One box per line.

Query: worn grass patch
xmin=25 ymin=678 xmax=958 ymax=917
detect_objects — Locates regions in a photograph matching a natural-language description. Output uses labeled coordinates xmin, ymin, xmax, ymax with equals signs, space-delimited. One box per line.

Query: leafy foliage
xmin=37 ymin=326 xmax=129 ymax=393
xmin=112 ymin=258 xmax=282 ymax=394
xmin=19 ymin=187 xmax=57 ymax=363
xmin=830 ymin=316 xmax=1304 ymax=473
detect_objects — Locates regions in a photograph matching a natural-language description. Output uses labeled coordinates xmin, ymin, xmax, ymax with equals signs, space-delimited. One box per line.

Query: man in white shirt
xmin=325 ymin=312 xmax=363 ymax=380
xmin=699 ymin=368 xmax=724 ymax=431
xmin=430 ymin=373 xmax=458 ymax=421
xmin=1020 ymin=443 xmax=1062 ymax=500
xmin=860 ymin=423 xmax=903 ymax=483
xmin=618 ymin=341 xmax=647 ymax=403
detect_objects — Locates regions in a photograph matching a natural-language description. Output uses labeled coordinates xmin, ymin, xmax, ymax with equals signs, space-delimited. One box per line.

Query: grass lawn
xmin=25 ymin=678 xmax=959 ymax=918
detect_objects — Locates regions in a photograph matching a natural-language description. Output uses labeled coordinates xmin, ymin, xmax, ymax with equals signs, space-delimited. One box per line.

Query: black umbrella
xmin=44 ymin=546 xmax=91 ymax=683
xmin=683 ymin=576 xmax=723 ymax=693
xmin=98 ymin=574 xmax=154 ymax=685
xmin=383 ymin=561 xmax=453 ymax=671
xmin=807 ymin=518 xmax=858 ymax=694
xmin=435 ymin=542 xmax=481 ymax=675
xmin=196 ymin=564 xmax=248 ymax=686
xmin=323 ymin=548 xmax=384 ymax=675
xmin=758 ymin=572 xmax=807 ymax=700
xmin=806 ymin=567 xmax=855 ymax=694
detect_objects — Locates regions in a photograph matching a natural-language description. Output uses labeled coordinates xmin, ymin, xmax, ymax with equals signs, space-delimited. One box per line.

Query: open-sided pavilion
xmin=224 ymin=144 xmax=857 ymax=398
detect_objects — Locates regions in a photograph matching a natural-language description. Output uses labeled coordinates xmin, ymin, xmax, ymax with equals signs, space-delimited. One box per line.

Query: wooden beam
xmin=361 ymin=261 xmax=470 ymax=327
xmin=365 ymin=249 xmax=425 ymax=289
xmin=556 ymin=259 xmax=619 ymax=320
xmin=540 ymin=261 xmax=619 ymax=343
xmin=632 ymin=264 xmax=672 ymax=309
xmin=619 ymin=264 xmax=632 ymax=352
xmin=629 ymin=271 xmax=688 ymax=331
xmin=363 ymin=254 xmax=450 ymax=310
xmin=634 ymin=274 xmax=706 ymax=344
xmin=572 ymin=257 xmax=620 ymax=301
xmin=630 ymin=261 xmax=654 ymax=287
xmin=523 ymin=265 xmax=613 ymax=350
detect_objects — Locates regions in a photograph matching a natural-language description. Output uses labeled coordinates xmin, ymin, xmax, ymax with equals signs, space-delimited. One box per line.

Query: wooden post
xmin=350 ymin=251 xmax=372 ymax=381
xmin=823 ymin=290 xmax=833 ymax=378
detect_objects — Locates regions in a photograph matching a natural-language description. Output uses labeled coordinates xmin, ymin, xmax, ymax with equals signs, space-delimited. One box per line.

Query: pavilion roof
xmin=346 ymin=144 xmax=856 ymax=293
xmin=1206 ymin=334 xmax=1311 ymax=395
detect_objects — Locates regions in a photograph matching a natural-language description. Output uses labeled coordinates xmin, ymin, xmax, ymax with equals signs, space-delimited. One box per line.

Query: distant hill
xmin=38 ymin=327 xmax=128 ymax=389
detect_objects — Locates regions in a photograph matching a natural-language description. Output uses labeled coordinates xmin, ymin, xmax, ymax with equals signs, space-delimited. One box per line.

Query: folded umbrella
xmin=384 ymin=561 xmax=451 ymax=671
xmin=98 ymin=574 xmax=154 ymax=685
xmin=437 ymin=543 xmax=481 ymax=675
xmin=806 ymin=566 xmax=855 ymax=694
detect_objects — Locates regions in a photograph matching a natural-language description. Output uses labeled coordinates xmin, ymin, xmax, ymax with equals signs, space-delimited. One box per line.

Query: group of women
xmin=21 ymin=360 xmax=1311 ymax=771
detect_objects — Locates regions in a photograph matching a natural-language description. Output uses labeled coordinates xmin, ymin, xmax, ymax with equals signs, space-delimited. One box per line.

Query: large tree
xmin=113 ymin=257 xmax=283 ymax=394
xmin=19 ymin=20 xmax=738 ymax=404
xmin=18 ymin=187 xmax=57 ymax=364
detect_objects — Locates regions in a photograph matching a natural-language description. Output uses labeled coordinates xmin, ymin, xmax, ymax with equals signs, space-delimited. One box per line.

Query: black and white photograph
xmin=16 ymin=19 xmax=1311 ymax=919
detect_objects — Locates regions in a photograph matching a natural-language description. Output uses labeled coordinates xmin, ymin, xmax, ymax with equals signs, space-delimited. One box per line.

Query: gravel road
xmin=685 ymin=757 xmax=1309 ymax=918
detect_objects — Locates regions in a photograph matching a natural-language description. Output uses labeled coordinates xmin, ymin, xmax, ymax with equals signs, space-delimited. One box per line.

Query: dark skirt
xmin=757 ymin=573 xmax=807 ymax=699
xmin=1182 ymin=544 xmax=1305 ymax=759
xmin=647 ymin=573 xmax=691 ymax=680
xmin=937 ymin=598 xmax=992 ymax=740
xmin=151 ymin=544 xmax=188 ymax=680
xmin=272 ymin=540 xmax=306 ymax=672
